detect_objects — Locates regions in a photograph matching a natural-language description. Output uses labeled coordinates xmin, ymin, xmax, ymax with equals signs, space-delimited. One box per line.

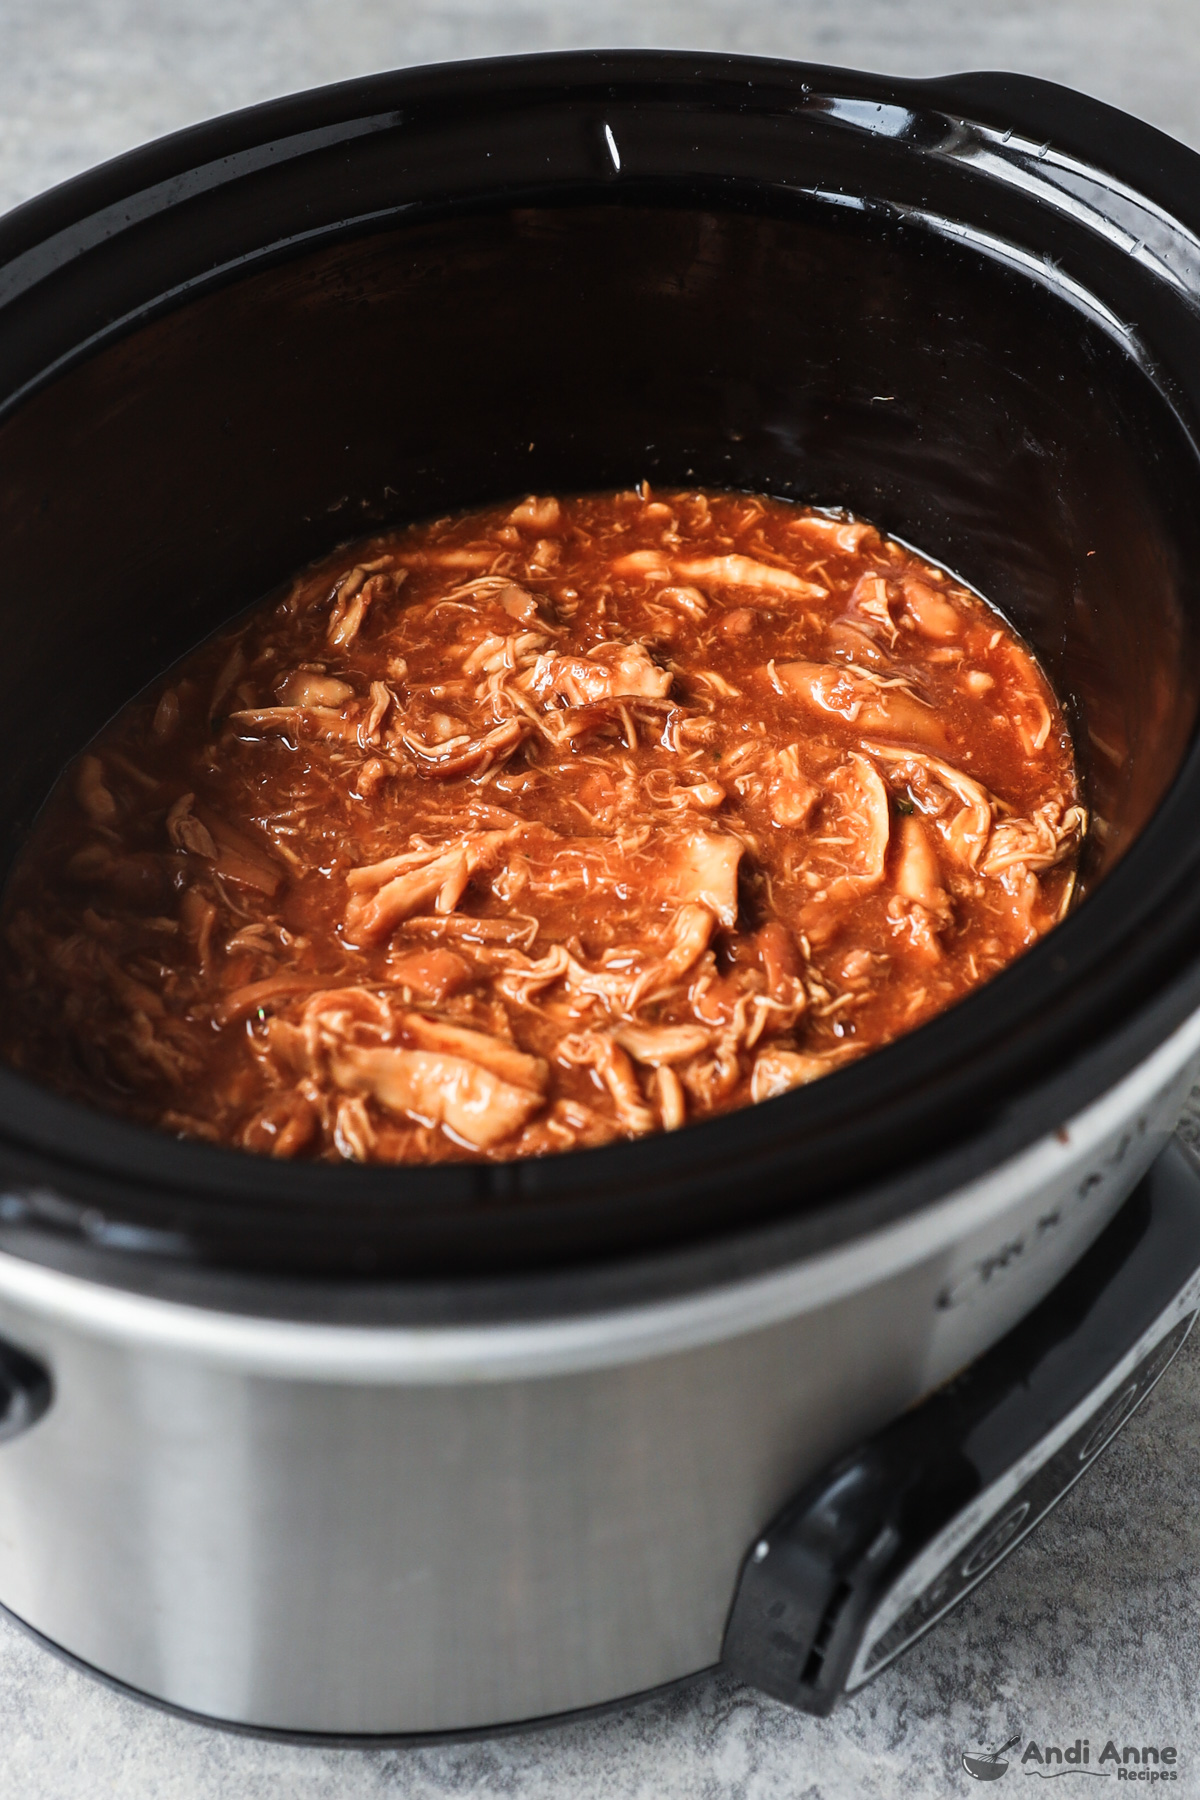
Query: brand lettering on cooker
xmin=938 ymin=1112 xmax=1154 ymax=1312
xmin=961 ymin=1736 xmax=1182 ymax=1781
xmin=938 ymin=1212 xmax=1073 ymax=1312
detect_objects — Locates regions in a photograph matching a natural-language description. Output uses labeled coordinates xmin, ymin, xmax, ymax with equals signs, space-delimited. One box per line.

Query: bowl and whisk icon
xmin=963 ymin=1735 xmax=1022 ymax=1780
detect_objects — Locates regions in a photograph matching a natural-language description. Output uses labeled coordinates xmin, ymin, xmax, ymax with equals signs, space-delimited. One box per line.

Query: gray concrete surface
xmin=2 ymin=3 xmax=1200 ymax=1795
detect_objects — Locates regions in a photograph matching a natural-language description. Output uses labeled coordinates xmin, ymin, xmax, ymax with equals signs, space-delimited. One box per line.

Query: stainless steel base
xmin=0 ymin=1011 xmax=1196 ymax=1734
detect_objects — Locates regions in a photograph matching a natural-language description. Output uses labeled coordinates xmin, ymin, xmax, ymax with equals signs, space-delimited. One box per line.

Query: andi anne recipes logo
xmin=961 ymin=1733 xmax=1182 ymax=1781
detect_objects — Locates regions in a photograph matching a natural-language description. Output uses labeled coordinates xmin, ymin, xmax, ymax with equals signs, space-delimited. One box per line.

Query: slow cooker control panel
xmin=722 ymin=1139 xmax=1200 ymax=1715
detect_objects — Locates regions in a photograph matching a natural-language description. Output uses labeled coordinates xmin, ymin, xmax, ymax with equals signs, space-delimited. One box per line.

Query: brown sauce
xmin=0 ymin=488 xmax=1084 ymax=1163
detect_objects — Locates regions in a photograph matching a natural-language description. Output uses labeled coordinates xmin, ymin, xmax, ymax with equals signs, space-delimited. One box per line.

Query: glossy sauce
xmin=0 ymin=489 xmax=1084 ymax=1162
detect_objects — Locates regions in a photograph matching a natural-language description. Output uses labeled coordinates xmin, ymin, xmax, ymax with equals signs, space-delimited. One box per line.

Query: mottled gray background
xmin=2 ymin=2 xmax=1200 ymax=1795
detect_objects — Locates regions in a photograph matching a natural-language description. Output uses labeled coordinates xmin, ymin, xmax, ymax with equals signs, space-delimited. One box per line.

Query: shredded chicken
xmin=791 ymin=513 xmax=873 ymax=554
xmin=558 ymin=1032 xmax=658 ymax=1134
xmin=751 ymin=1047 xmax=852 ymax=1100
xmin=772 ymin=661 xmax=947 ymax=747
xmin=0 ymin=488 xmax=1083 ymax=1163
xmin=894 ymin=814 xmax=949 ymax=915
xmin=672 ymin=555 xmax=827 ymax=599
xmin=613 ymin=1023 xmax=713 ymax=1064
xmin=901 ymin=578 xmax=962 ymax=642
xmin=524 ymin=641 xmax=672 ymax=706
xmin=331 ymin=1044 xmax=544 ymax=1150
xmin=345 ymin=830 xmax=519 ymax=943
xmin=980 ymin=800 xmax=1087 ymax=876
xmin=764 ymin=744 xmax=820 ymax=828
xmin=861 ymin=744 xmax=997 ymax=870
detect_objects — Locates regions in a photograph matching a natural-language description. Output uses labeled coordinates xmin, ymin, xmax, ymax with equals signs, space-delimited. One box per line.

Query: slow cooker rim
xmin=3 ymin=50 xmax=1200 ymax=1285
xmin=0 ymin=949 xmax=1196 ymax=1331
xmin=3 ymin=49 xmax=1200 ymax=262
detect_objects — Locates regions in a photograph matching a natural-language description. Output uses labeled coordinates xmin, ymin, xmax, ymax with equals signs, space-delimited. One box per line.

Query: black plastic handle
xmin=0 ymin=1336 xmax=51 ymax=1443
xmin=722 ymin=1139 xmax=1200 ymax=1714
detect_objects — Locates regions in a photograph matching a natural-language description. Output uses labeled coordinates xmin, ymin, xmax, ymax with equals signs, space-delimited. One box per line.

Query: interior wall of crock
xmin=0 ymin=199 xmax=1196 ymax=887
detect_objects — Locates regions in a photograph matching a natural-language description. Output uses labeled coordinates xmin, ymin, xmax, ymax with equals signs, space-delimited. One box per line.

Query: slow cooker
xmin=1 ymin=50 xmax=1200 ymax=1736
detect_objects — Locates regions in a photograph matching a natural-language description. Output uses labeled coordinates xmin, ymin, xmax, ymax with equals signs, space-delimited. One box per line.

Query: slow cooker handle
xmin=0 ymin=1336 xmax=51 ymax=1443
xmin=722 ymin=1138 xmax=1200 ymax=1714
xmin=914 ymin=66 xmax=1200 ymax=253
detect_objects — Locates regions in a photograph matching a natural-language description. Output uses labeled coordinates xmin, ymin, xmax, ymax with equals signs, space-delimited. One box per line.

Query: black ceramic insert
xmin=1 ymin=54 xmax=1200 ymax=1289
